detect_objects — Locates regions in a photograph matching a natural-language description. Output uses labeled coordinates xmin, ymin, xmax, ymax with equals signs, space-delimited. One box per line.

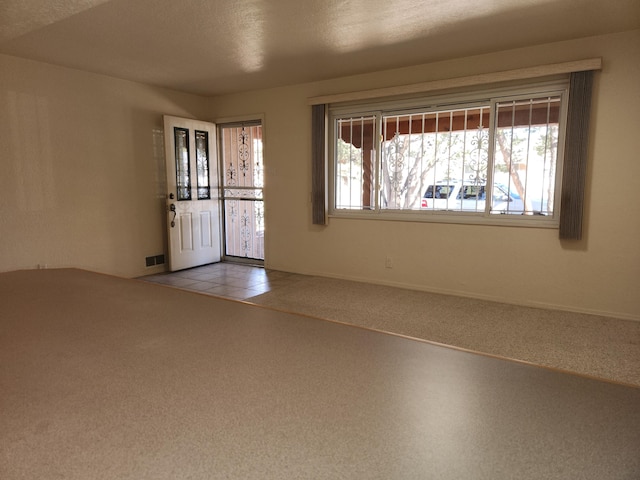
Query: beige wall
xmin=211 ymin=30 xmax=640 ymax=320
xmin=0 ymin=54 xmax=208 ymax=277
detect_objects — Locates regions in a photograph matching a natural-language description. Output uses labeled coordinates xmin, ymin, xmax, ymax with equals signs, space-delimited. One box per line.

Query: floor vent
xmin=145 ymin=254 xmax=166 ymax=267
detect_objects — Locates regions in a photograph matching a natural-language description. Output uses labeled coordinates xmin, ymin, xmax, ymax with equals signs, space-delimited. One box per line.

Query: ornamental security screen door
xmin=163 ymin=115 xmax=221 ymax=271
xmin=219 ymin=122 xmax=265 ymax=262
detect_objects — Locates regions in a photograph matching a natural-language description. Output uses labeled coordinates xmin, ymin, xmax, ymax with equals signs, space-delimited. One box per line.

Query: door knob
xmin=169 ymin=203 xmax=177 ymax=227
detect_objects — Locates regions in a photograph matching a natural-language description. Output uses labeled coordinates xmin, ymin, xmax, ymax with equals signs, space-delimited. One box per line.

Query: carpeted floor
xmin=248 ymin=275 xmax=640 ymax=387
xmin=2 ymin=268 xmax=640 ymax=480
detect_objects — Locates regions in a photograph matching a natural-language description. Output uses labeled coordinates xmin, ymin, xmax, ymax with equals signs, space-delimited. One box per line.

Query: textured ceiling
xmin=1 ymin=0 xmax=639 ymax=96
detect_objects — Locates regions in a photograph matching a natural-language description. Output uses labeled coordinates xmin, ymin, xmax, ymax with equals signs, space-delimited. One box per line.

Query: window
xmin=329 ymin=81 xmax=569 ymax=226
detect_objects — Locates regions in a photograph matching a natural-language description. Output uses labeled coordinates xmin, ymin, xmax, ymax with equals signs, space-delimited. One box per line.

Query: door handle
xmin=169 ymin=203 xmax=177 ymax=228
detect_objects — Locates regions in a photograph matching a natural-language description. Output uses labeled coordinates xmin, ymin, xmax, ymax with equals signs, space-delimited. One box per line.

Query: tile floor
xmin=140 ymin=262 xmax=305 ymax=301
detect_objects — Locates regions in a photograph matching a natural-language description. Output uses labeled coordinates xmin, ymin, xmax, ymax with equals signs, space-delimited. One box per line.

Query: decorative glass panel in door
xmin=174 ymin=127 xmax=191 ymax=201
xmin=220 ymin=123 xmax=264 ymax=261
xmin=195 ymin=130 xmax=211 ymax=200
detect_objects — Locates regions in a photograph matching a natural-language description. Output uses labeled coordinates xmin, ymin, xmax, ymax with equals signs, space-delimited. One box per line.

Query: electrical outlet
xmin=385 ymin=256 xmax=393 ymax=268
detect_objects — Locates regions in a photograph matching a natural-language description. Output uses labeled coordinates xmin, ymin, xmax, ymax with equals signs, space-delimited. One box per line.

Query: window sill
xmin=328 ymin=210 xmax=559 ymax=229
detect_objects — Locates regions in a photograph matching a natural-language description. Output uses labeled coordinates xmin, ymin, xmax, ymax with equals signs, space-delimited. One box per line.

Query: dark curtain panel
xmin=312 ymin=104 xmax=327 ymax=225
xmin=559 ymin=70 xmax=594 ymax=240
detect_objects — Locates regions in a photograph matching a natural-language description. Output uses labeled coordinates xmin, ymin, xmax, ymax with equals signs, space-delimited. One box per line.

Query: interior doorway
xmin=219 ymin=121 xmax=265 ymax=264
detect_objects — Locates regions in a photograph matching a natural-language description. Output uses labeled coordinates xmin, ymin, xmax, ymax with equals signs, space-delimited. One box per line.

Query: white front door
xmin=164 ymin=115 xmax=221 ymax=271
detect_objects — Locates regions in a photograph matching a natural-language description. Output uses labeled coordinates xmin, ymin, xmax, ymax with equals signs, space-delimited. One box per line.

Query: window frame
xmin=328 ymin=79 xmax=570 ymax=228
